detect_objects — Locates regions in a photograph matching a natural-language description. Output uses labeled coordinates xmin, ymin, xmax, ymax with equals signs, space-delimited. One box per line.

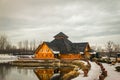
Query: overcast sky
xmin=0 ymin=0 xmax=120 ymax=47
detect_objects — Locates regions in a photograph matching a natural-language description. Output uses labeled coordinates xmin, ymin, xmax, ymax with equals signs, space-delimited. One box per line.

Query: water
xmin=0 ymin=63 xmax=74 ymax=80
xmin=0 ymin=64 xmax=39 ymax=80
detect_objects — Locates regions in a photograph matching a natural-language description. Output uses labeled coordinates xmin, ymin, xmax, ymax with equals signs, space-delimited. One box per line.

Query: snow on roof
xmin=80 ymin=52 xmax=84 ymax=54
xmin=90 ymin=52 xmax=96 ymax=54
xmin=53 ymin=51 xmax=60 ymax=54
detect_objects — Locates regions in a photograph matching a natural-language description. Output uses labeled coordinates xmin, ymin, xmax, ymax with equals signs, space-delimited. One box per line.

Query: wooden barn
xmin=34 ymin=32 xmax=92 ymax=60
xmin=34 ymin=42 xmax=54 ymax=59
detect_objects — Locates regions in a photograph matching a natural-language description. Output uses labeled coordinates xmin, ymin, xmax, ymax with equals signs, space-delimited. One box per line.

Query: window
xmin=46 ymin=49 xmax=49 ymax=52
xmin=40 ymin=49 xmax=43 ymax=52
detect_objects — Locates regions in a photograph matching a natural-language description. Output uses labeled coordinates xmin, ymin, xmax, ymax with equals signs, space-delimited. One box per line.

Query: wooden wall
xmin=60 ymin=54 xmax=81 ymax=59
xmin=35 ymin=43 xmax=54 ymax=59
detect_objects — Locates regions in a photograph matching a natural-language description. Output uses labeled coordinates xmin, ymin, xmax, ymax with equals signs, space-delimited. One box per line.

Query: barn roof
xmin=45 ymin=41 xmax=90 ymax=54
xmin=72 ymin=42 xmax=89 ymax=52
xmin=46 ymin=38 xmax=72 ymax=54
xmin=36 ymin=32 xmax=91 ymax=54
xmin=54 ymin=32 xmax=68 ymax=38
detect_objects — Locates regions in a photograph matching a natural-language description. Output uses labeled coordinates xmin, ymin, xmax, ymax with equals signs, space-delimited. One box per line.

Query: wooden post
xmin=83 ymin=69 xmax=88 ymax=77
xmin=102 ymin=70 xmax=107 ymax=77
xmin=99 ymin=75 xmax=104 ymax=80
xmin=100 ymin=66 xmax=104 ymax=71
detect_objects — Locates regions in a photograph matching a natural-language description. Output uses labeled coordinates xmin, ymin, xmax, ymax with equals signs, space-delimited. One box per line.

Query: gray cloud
xmin=0 ymin=0 xmax=120 ymax=46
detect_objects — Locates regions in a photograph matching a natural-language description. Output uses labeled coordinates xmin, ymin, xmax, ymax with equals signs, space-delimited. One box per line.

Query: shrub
xmin=72 ymin=61 xmax=85 ymax=69
xmin=97 ymin=58 xmax=111 ymax=64
xmin=72 ymin=61 xmax=90 ymax=71
xmin=62 ymin=71 xmax=80 ymax=80
xmin=115 ymin=66 xmax=120 ymax=72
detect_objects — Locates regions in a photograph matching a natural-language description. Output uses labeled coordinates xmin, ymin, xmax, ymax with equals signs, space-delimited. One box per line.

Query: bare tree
xmin=106 ymin=41 xmax=114 ymax=58
xmin=29 ymin=40 xmax=39 ymax=51
xmin=17 ymin=40 xmax=38 ymax=51
xmin=33 ymin=40 xmax=36 ymax=51
xmin=23 ymin=40 xmax=29 ymax=50
xmin=96 ymin=46 xmax=103 ymax=52
xmin=12 ymin=45 xmax=17 ymax=50
xmin=18 ymin=41 xmax=23 ymax=50
xmin=91 ymin=46 xmax=96 ymax=51
xmin=0 ymin=34 xmax=10 ymax=50
xmin=6 ymin=43 xmax=12 ymax=50
xmin=30 ymin=41 xmax=33 ymax=50
xmin=113 ymin=44 xmax=120 ymax=52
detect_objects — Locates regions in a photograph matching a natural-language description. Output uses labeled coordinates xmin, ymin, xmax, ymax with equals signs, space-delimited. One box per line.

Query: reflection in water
xmin=0 ymin=63 xmax=74 ymax=80
xmin=34 ymin=68 xmax=54 ymax=80
xmin=0 ymin=63 xmax=11 ymax=80
xmin=0 ymin=63 xmax=38 ymax=80
xmin=60 ymin=67 xmax=74 ymax=77
xmin=34 ymin=67 xmax=73 ymax=80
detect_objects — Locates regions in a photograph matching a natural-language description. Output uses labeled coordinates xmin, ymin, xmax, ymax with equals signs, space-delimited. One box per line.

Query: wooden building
xmin=34 ymin=42 xmax=54 ymax=59
xmin=34 ymin=68 xmax=54 ymax=80
xmin=34 ymin=32 xmax=92 ymax=59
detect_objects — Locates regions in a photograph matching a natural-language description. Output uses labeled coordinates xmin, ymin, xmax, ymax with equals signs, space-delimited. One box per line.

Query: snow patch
xmin=72 ymin=62 xmax=101 ymax=80
xmin=102 ymin=63 xmax=120 ymax=80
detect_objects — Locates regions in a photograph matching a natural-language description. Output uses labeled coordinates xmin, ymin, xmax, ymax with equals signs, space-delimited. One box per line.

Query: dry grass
xmin=62 ymin=70 xmax=80 ymax=80
xmin=72 ymin=61 xmax=86 ymax=69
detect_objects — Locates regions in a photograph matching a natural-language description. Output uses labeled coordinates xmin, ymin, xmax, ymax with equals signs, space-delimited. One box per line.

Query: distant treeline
xmin=0 ymin=34 xmax=39 ymax=55
xmin=97 ymin=52 xmax=120 ymax=57
xmin=0 ymin=49 xmax=34 ymax=55
xmin=0 ymin=34 xmax=120 ymax=56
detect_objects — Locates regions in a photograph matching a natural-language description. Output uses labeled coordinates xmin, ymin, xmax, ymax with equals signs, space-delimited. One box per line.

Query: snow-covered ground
xmin=0 ymin=54 xmax=17 ymax=63
xmin=102 ymin=63 xmax=120 ymax=80
xmin=0 ymin=54 xmax=17 ymax=59
xmin=73 ymin=62 xmax=101 ymax=80
xmin=72 ymin=61 xmax=120 ymax=80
